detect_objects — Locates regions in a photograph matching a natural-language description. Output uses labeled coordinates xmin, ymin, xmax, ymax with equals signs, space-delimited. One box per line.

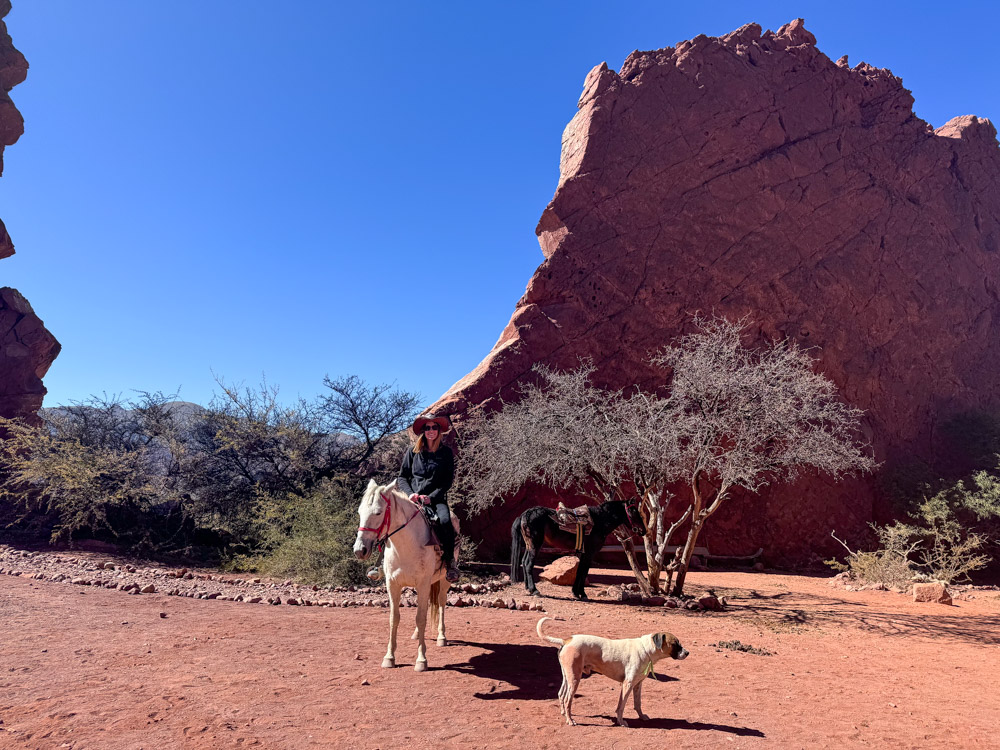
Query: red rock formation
xmin=0 ymin=1 xmax=60 ymax=424
xmin=437 ymin=20 xmax=1000 ymax=563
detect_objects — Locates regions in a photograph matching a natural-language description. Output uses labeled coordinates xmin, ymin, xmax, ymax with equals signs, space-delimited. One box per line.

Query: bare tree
xmin=653 ymin=316 xmax=876 ymax=595
xmin=458 ymin=364 xmax=668 ymax=592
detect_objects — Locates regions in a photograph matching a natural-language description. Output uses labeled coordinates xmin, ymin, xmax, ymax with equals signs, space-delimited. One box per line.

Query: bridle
xmin=624 ymin=499 xmax=646 ymax=537
xmin=358 ymin=491 xmax=424 ymax=554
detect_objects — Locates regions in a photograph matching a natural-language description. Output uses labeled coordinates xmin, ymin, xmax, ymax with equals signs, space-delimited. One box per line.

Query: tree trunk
xmin=670 ymin=519 xmax=703 ymax=595
xmin=617 ymin=533 xmax=652 ymax=596
xmin=645 ymin=534 xmax=662 ymax=593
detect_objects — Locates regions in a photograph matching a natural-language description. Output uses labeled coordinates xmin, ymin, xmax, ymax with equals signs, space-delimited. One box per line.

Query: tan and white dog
xmin=537 ymin=617 xmax=689 ymax=727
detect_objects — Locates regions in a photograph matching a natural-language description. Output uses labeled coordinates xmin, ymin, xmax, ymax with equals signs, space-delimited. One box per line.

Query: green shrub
xmin=226 ymin=479 xmax=370 ymax=586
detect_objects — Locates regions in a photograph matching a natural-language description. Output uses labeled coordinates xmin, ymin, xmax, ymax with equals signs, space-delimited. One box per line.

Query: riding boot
xmin=435 ymin=520 xmax=460 ymax=583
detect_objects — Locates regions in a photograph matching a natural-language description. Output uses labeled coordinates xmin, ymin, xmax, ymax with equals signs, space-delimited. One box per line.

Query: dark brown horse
xmin=510 ymin=498 xmax=645 ymax=600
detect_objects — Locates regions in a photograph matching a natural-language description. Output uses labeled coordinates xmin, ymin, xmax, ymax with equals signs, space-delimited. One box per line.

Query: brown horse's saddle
xmin=555 ymin=502 xmax=594 ymax=536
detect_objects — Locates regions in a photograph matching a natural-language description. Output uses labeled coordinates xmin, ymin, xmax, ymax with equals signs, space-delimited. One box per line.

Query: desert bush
xmin=0 ymin=375 xmax=418 ymax=581
xmin=830 ymin=523 xmax=919 ymax=588
xmin=905 ymin=471 xmax=1000 ymax=583
xmin=0 ymin=391 xmax=194 ymax=551
xmin=832 ymin=468 xmax=1000 ymax=586
xmin=226 ymin=478 xmax=370 ymax=586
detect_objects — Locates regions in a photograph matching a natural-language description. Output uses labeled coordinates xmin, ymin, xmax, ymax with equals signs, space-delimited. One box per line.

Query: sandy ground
xmin=2 ymin=558 xmax=1000 ymax=750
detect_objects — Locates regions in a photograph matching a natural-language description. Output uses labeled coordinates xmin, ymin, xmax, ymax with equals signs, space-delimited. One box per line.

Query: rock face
xmin=437 ymin=20 xmax=1000 ymax=563
xmin=0 ymin=2 xmax=60 ymax=425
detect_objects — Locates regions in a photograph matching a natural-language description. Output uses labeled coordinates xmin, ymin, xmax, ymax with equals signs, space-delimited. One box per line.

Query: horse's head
xmin=354 ymin=478 xmax=391 ymax=560
xmin=624 ymin=498 xmax=646 ymax=537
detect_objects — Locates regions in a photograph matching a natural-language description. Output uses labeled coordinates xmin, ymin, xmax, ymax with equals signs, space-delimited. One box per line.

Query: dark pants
xmin=429 ymin=502 xmax=456 ymax=564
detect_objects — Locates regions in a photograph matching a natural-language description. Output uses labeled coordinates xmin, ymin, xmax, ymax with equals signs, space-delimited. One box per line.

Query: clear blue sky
xmin=1 ymin=1 xmax=997 ymax=410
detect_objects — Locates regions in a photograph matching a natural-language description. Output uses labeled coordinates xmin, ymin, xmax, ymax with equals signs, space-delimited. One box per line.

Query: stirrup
xmin=366 ymin=566 xmax=384 ymax=581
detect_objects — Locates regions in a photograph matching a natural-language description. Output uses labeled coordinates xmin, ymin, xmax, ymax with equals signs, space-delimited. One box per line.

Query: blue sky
xmin=1 ymin=1 xmax=997 ymax=409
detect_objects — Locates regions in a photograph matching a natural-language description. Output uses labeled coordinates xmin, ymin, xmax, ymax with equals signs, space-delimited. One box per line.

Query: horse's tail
xmin=430 ymin=579 xmax=442 ymax=624
xmin=536 ymin=617 xmax=564 ymax=646
xmin=510 ymin=516 xmax=525 ymax=583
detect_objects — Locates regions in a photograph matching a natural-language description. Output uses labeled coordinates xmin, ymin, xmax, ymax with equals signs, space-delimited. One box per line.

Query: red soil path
xmin=2 ymin=565 xmax=999 ymax=749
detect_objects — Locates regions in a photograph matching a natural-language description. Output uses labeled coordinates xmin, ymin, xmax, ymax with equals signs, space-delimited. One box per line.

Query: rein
xmin=359 ymin=492 xmax=424 ymax=553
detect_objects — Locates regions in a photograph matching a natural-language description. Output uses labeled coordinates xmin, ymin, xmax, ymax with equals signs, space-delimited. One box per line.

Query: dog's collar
xmin=643 ymin=661 xmax=658 ymax=681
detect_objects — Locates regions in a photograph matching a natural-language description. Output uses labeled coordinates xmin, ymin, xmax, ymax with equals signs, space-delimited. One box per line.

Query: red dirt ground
xmin=2 ymin=563 xmax=999 ymax=749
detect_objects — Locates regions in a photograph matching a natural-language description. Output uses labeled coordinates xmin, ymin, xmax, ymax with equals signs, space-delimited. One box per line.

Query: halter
xmin=358 ymin=492 xmax=424 ymax=553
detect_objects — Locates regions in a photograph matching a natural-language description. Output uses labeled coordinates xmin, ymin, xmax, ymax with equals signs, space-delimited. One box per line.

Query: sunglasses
xmin=422 ymin=425 xmax=441 ymax=433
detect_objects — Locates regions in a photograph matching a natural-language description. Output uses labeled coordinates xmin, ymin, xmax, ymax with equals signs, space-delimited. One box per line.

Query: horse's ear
xmin=366 ymin=478 xmax=378 ymax=490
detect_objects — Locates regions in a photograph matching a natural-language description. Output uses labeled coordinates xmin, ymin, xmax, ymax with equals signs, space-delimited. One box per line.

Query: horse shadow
xmin=442 ymin=641 xmax=678 ymax=701
xmin=444 ymin=641 xmax=557 ymax=700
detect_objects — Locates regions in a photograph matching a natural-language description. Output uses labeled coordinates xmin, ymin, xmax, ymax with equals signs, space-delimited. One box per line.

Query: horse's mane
xmin=362 ymin=478 xmax=405 ymax=507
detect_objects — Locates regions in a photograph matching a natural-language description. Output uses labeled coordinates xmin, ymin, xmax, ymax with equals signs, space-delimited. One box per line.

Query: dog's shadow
xmin=443 ymin=641 xmax=678 ymax=701
xmin=606 ymin=717 xmax=765 ymax=736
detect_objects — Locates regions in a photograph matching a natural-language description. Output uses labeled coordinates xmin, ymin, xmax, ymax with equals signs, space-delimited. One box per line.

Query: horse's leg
xmin=413 ymin=582 xmax=430 ymax=672
xmin=572 ymin=552 xmax=591 ymax=600
xmin=435 ymin=580 xmax=448 ymax=647
xmin=523 ymin=525 xmax=544 ymax=596
xmin=573 ymin=537 xmax=599 ymax=600
xmin=382 ymin=578 xmax=402 ymax=668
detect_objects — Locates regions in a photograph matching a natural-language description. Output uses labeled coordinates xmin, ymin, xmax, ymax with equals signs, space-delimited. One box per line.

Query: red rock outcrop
xmin=437 ymin=20 xmax=1000 ymax=563
xmin=0 ymin=1 xmax=60 ymax=425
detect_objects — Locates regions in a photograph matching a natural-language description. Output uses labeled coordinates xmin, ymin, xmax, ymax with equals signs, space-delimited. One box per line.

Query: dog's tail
xmin=510 ymin=517 xmax=525 ymax=583
xmin=536 ymin=617 xmax=564 ymax=646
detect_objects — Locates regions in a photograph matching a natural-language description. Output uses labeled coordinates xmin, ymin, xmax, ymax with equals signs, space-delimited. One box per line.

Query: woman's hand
xmin=409 ymin=493 xmax=420 ymax=503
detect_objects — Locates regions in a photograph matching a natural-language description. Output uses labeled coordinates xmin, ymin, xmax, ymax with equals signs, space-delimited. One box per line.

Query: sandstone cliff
xmin=436 ymin=20 xmax=1000 ymax=563
xmin=0 ymin=1 xmax=60 ymax=424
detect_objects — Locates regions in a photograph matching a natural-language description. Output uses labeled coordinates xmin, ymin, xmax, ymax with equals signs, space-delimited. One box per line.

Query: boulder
xmin=0 ymin=6 xmax=60 ymax=427
xmin=432 ymin=19 xmax=1000 ymax=565
xmin=538 ymin=556 xmax=579 ymax=586
xmin=912 ymin=582 xmax=953 ymax=605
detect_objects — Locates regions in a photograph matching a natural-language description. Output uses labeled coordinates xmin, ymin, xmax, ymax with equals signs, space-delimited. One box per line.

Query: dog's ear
xmin=653 ymin=632 xmax=665 ymax=650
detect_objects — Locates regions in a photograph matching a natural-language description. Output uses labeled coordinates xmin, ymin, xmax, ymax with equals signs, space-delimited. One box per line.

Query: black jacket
xmin=397 ymin=444 xmax=454 ymax=503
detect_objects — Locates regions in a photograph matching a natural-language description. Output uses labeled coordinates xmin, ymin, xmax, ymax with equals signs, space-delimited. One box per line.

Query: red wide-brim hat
xmin=410 ymin=414 xmax=452 ymax=437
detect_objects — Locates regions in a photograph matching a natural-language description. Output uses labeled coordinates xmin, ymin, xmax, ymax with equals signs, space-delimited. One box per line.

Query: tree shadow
xmin=720 ymin=587 xmax=1000 ymax=645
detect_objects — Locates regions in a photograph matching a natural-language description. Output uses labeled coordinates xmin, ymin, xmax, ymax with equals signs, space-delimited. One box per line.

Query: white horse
xmin=353 ymin=478 xmax=458 ymax=672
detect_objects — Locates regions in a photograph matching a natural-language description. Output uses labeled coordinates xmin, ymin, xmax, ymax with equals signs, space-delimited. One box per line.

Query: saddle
xmin=555 ymin=503 xmax=594 ymax=552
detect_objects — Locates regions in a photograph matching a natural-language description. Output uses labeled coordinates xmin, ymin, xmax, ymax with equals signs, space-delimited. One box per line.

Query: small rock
xmin=912 ymin=582 xmax=952 ymax=605
xmin=643 ymin=595 xmax=667 ymax=607
xmin=141 ymin=584 xmax=156 ymax=594
xmin=698 ymin=595 xmax=723 ymax=611
xmin=159 ymin=612 xmax=168 ymax=618
xmin=286 ymin=597 xmax=300 ymax=606
xmin=360 ymin=678 xmax=370 ymax=686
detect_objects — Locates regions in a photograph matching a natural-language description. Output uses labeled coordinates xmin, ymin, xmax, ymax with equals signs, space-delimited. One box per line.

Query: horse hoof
xmin=381 ymin=658 xmax=395 ymax=669
xmin=414 ymin=661 xmax=427 ymax=672
xmin=437 ymin=638 xmax=447 ymax=647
